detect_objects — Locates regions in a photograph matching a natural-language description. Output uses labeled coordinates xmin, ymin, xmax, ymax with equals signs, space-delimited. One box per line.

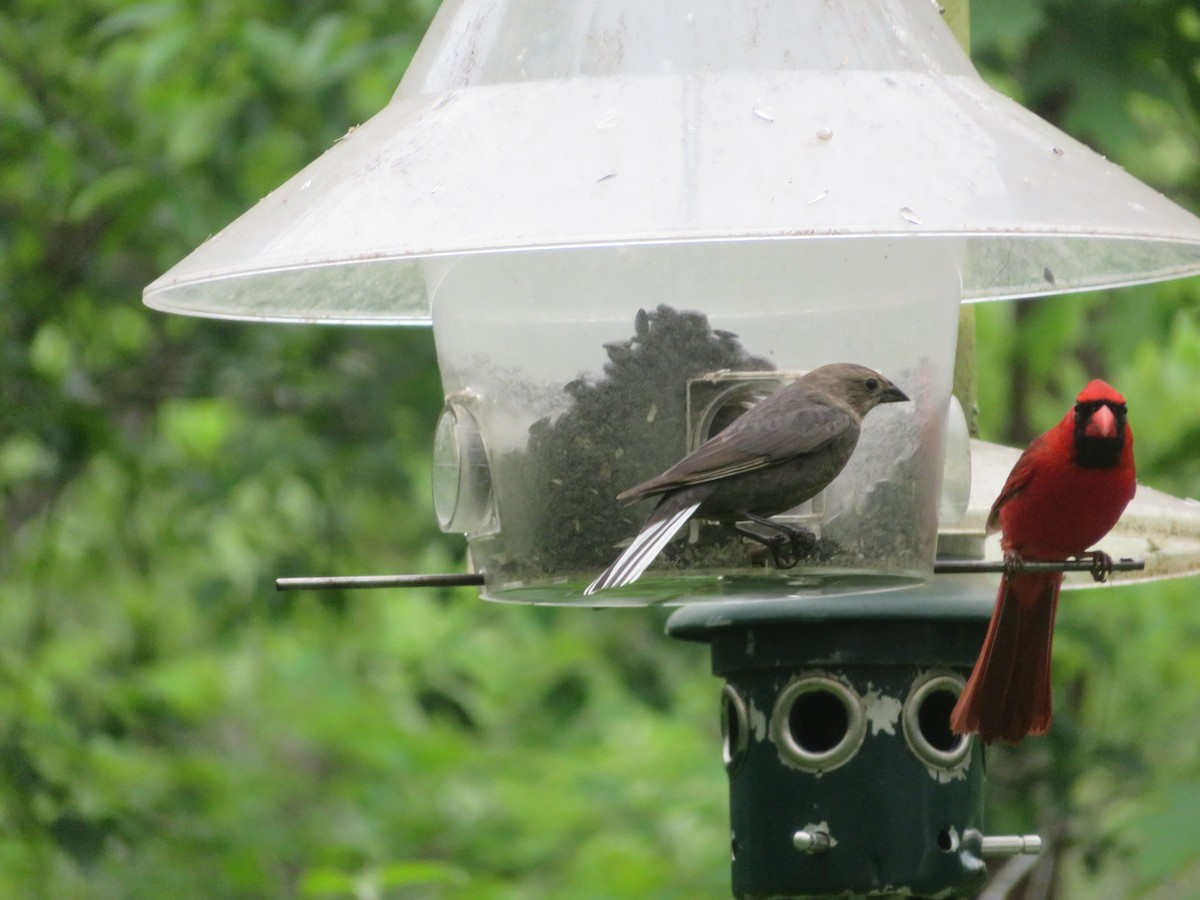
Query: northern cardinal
xmin=950 ymin=380 xmax=1136 ymax=743
xmin=585 ymin=363 xmax=908 ymax=594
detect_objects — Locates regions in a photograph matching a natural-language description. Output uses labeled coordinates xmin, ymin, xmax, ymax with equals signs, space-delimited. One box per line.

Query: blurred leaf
xmin=157 ymin=398 xmax=238 ymax=463
xmin=971 ymin=0 xmax=1046 ymax=50
xmin=29 ymin=322 xmax=73 ymax=382
xmin=1130 ymin=780 xmax=1200 ymax=888
xmin=67 ymin=166 xmax=147 ymax=223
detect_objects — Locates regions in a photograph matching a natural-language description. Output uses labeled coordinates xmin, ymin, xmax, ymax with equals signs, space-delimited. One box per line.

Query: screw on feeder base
xmin=793 ymin=823 xmax=835 ymax=854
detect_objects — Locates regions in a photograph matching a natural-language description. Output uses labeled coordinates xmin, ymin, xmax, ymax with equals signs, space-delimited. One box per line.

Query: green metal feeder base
xmin=666 ymin=577 xmax=999 ymax=900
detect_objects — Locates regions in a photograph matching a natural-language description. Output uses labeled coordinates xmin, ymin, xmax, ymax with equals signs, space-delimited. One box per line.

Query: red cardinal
xmin=950 ymin=380 xmax=1136 ymax=744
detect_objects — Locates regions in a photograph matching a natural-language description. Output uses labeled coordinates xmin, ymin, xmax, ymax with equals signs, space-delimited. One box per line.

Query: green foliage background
xmin=2 ymin=0 xmax=1199 ymax=896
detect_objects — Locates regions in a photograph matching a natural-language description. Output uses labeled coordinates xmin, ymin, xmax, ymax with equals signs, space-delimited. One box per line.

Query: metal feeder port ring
xmin=432 ymin=401 xmax=494 ymax=535
xmin=772 ymin=675 xmax=867 ymax=774
xmin=721 ymin=684 xmax=751 ymax=772
xmin=903 ymin=672 xmax=972 ymax=771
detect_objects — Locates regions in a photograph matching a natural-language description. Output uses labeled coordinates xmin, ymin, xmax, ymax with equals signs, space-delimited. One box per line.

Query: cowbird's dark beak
xmin=882 ymin=384 xmax=909 ymax=403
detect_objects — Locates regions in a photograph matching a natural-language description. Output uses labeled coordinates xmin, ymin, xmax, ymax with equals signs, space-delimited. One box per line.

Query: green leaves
xmin=0 ymin=2 xmax=735 ymax=894
xmin=4 ymin=0 xmax=1200 ymax=896
xmin=157 ymin=397 xmax=239 ymax=463
xmin=301 ymin=860 xmax=469 ymax=897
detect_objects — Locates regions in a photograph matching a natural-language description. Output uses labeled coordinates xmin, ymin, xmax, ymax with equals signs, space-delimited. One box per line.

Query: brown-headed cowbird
xmin=584 ymin=363 xmax=909 ymax=594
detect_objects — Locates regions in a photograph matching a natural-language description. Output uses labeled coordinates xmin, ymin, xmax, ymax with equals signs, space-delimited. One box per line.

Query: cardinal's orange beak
xmin=1085 ymin=404 xmax=1118 ymax=439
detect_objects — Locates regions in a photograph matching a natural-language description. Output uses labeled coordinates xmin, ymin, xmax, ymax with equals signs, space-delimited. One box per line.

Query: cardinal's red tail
xmin=950 ymin=571 xmax=1062 ymax=744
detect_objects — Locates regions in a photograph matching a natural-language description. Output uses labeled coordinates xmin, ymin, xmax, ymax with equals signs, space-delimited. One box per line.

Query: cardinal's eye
xmin=865 ymin=377 xmax=880 ymax=392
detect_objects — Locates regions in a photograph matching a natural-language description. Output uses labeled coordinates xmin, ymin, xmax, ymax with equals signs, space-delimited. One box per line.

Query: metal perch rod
xmin=933 ymin=558 xmax=1144 ymax=575
xmin=275 ymin=558 xmax=1145 ymax=591
xmin=275 ymin=573 xmax=486 ymax=591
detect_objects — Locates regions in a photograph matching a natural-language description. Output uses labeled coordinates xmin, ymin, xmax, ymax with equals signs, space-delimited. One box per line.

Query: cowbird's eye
xmin=865 ymin=377 xmax=880 ymax=392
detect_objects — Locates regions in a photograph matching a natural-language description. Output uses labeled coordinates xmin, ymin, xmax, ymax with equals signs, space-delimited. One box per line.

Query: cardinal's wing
xmin=985 ymin=433 xmax=1049 ymax=534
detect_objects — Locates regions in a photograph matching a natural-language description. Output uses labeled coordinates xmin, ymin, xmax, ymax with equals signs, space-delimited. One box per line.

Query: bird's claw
xmin=735 ymin=518 xmax=815 ymax=570
xmin=1078 ymin=551 xmax=1114 ymax=583
xmin=745 ymin=531 xmax=799 ymax=569
xmin=767 ymin=522 xmax=819 ymax=570
xmin=1002 ymin=551 xmax=1026 ymax=579
xmin=768 ymin=537 xmax=799 ymax=570
xmin=785 ymin=528 xmax=820 ymax=561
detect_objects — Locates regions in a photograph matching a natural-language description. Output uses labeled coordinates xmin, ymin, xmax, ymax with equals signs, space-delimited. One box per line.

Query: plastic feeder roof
xmin=144 ymin=0 xmax=1200 ymax=324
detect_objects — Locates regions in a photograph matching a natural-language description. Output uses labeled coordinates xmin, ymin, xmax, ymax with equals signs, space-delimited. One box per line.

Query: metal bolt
xmin=981 ymin=834 xmax=1042 ymax=856
xmin=793 ymin=825 xmax=834 ymax=853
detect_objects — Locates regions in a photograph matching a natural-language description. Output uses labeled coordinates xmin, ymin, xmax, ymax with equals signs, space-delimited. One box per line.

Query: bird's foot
xmin=767 ymin=536 xmax=800 ymax=570
xmin=1075 ymin=550 xmax=1114 ymax=583
xmin=1002 ymin=551 xmax=1026 ymax=579
xmin=737 ymin=515 xmax=821 ymax=570
xmin=781 ymin=525 xmax=821 ymax=561
xmin=735 ymin=523 xmax=799 ymax=569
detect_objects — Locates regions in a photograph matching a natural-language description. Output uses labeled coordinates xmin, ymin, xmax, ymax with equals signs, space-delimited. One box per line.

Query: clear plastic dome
xmin=145 ymin=0 xmax=1200 ymax=322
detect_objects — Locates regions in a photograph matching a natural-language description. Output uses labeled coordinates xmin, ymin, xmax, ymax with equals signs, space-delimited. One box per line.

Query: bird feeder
xmin=144 ymin=0 xmax=1200 ymax=897
xmin=667 ymin=583 xmax=999 ymax=899
xmin=661 ymin=436 xmax=1200 ymax=899
xmin=145 ymin=0 xmax=1200 ymax=606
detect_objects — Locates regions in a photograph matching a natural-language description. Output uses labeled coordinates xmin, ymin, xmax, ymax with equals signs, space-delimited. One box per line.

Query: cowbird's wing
xmin=618 ymin=392 xmax=858 ymax=501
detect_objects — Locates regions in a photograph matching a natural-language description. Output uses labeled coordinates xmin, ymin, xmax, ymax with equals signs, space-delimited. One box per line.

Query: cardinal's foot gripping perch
xmin=997 ymin=550 xmax=1119 ymax=583
xmin=1001 ymin=551 xmax=1026 ymax=579
xmin=1076 ymin=550 xmax=1115 ymax=583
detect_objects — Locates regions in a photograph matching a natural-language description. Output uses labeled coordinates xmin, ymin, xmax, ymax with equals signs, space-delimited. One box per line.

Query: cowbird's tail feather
xmin=584 ymin=501 xmax=701 ymax=595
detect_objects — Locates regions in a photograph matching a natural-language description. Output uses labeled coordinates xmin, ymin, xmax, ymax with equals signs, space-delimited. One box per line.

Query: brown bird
xmin=950 ymin=379 xmax=1136 ymax=743
xmin=584 ymin=363 xmax=909 ymax=594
